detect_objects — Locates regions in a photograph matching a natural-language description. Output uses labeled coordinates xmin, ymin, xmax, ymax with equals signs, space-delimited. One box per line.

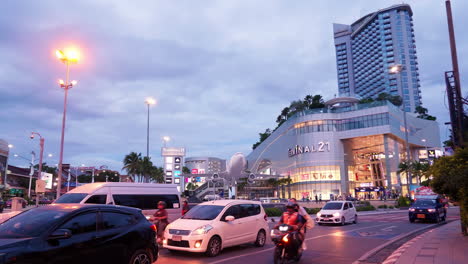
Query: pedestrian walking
xmin=150 ymin=201 xmax=169 ymax=245
xmin=315 ymin=194 xmax=318 ymax=204
xmin=319 ymin=194 xmax=322 ymax=203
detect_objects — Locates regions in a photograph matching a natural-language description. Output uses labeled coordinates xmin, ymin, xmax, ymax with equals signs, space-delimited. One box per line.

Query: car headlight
xmin=409 ymin=208 xmax=415 ymax=212
xmin=333 ymin=212 xmax=340 ymax=217
xmin=427 ymin=209 xmax=436 ymax=213
xmin=192 ymin=224 xmax=213 ymax=235
xmin=279 ymin=225 xmax=289 ymax=232
xmin=317 ymin=212 xmax=322 ymax=217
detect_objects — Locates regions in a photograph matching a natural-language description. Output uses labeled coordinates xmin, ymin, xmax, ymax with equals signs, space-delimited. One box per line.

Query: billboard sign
xmin=191 ymin=169 xmax=198 ymax=174
xmin=175 ymin=157 xmax=181 ymax=164
xmin=42 ymin=172 xmax=53 ymax=189
xmin=174 ymin=170 xmax=181 ymax=177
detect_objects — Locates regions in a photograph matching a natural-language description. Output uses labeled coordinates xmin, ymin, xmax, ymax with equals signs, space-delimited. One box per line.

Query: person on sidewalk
xmin=181 ymin=200 xmax=189 ymax=216
xmin=315 ymin=194 xmax=318 ymax=204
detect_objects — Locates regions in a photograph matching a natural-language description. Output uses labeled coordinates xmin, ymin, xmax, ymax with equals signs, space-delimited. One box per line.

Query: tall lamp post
xmin=163 ymin=136 xmax=170 ymax=147
xmin=144 ymin=97 xmax=156 ymax=158
xmin=55 ymin=48 xmax=79 ymax=199
xmin=390 ymin=64 xmax=412 ymax=195
xmin=31 ymin=132 xmax=44 ymax=205
xmin=4 ymin=144 xmax=13 ymax=187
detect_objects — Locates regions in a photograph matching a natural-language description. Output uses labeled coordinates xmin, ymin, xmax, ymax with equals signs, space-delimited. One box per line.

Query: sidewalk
xmin=385 ymin=220 xmax=468 ymax=264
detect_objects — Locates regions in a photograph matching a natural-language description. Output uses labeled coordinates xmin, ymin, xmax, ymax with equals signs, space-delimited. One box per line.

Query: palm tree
xmin=123 ymin=152 xmax=142 ymax=181
xmin=150 ymin=166 xmax=165 ymax=183
xmin=139 ymin=156 xmax=154 ymax=183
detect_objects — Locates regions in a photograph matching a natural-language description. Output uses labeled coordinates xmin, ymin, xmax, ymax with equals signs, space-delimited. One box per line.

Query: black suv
xmin=408 ymin=198 xmax=446 ymax=223
xmin=0 ymin=204 xmax=158 ymax=264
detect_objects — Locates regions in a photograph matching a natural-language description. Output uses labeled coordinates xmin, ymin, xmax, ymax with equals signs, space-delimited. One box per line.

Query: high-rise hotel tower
xmin=333 ymin=4 xmax=421 ymax=112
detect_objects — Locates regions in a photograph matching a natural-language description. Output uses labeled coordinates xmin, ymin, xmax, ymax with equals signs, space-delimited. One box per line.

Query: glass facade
xmin=290 ymin=113 xmax=389 ymax=135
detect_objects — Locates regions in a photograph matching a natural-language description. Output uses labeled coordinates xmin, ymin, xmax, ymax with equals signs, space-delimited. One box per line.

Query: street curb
xmin=352 ymin=222 xmax=441 ymax=264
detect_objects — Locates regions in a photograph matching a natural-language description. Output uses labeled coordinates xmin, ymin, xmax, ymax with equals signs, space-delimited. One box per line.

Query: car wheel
xmin=255 ymin=230 xmax=266 ymax=247
xmin=205 ymin=236 xmax=222 ymax=257
xmin=341 ymin=217 xmax=346 ymax=226
xmin=353 ymin=215 xmax=358 ymax=224
xmin=129 ymin=249 xmax=152 ymax=264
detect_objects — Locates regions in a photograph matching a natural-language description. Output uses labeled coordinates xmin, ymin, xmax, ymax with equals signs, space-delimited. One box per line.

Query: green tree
xmin=185 ymin=182 xmax=197 ymax=191
xmin=429 ymin=148 xmax=468 ymax=235
xmin=359 ymin=97 xmax=375 ymax=104
xmin=252 ymin=128 xmax=272 ymax=150
xmin=149 ymin=166 xmax=164 ymax=183
xmin=182 ymin=166 xmax=191 ymax=174
xmin=415 ymin=106 xmax=436 ymax=121
xmin=95 ymin=171 xmax=120 ymax=182
xmin=376 ymin=93 xmax=403 ymax=106
xmin=123 ymin=152 xmax=142 ymax=180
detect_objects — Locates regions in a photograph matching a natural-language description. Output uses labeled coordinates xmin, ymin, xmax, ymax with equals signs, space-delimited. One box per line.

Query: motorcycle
xmin=271 ymin=224 xmax=303 ymax=263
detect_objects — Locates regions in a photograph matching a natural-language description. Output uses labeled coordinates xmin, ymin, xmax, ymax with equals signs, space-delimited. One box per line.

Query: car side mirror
xmin=225 ymin=215 xmax=235 ymax=222
xmin=49 ymin=229 xmax=72 ymax=240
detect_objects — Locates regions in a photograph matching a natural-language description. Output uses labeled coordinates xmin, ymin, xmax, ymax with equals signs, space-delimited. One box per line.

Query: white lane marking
xmin=381 ymin=226 xmax=397 ymax=231
xmin=207 ymin=223 xmax=393 ymax=264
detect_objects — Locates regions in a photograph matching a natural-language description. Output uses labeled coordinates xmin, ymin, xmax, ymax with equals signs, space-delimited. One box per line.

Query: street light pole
xmin=390 ymin=64 xmax=412 ymax=195
xmin=31 ymin=132 xmax=44 ymax=207
xmin=144 ymin=98 xmax=156 ymax=158
xmin=55 ymin=48 xmax=79 ymax=199
xmin=28 ymin=151 xmax=36 ymax=198
xmin=4 ymin=144 xmax=13 ymax=187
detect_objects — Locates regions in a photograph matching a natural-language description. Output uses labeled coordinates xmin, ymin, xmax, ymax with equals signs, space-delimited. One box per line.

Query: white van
xmin=54 ymin=182 xmax=181 ymax=222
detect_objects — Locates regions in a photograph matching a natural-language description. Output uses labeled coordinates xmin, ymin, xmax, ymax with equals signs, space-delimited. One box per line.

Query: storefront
xmin=246 ymin=98 xmax=441 ymax=199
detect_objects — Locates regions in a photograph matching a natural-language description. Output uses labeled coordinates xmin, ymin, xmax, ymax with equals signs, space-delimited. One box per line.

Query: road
xmin=155 ymin=207 xmax=460 ymax=264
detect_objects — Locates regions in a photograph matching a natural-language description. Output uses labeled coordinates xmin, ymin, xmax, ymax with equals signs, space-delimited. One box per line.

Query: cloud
xmin=1 ymin=0 xmax=465 ymax=171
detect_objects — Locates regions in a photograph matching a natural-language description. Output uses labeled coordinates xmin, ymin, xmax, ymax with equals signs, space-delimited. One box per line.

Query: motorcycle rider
xmin=289 ymin=198 xmax=313 ymax=250
xmin=275 ymin=202 xmax=304 ymax=252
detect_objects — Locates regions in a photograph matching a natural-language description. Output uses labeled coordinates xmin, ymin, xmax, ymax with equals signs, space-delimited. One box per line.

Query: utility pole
xmin=445 ymin=0 xmax=464 ymax=147
xmin=28 ymin=151 xmax=36 ymax=198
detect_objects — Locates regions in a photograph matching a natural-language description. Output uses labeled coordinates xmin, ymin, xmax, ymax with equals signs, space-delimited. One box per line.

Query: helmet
xmin=158 ymin=201 xmax=167 ymax=208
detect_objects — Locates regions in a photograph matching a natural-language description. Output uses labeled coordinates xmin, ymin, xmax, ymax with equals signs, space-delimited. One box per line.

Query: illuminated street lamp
xmin=144 ymin=97 xmax=156 ymax=158
xmin=389 ymin=64 xmax=411 ymax=194
xmin=163 ymin=136 xmax=170 ymax=147
xmin=55 ymin=47 xmax=79 ymax=199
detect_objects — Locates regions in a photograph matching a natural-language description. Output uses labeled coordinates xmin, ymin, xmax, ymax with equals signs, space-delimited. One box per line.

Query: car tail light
xmin=409 ymin=208 xmax=415 ymax=212
xmin=150 ymin=224 xmax=157 ymax=231
xmin=428 ymin=209 xmax=436 ymax=213
xmin=264 ymin=214 xmax=268 ymax=221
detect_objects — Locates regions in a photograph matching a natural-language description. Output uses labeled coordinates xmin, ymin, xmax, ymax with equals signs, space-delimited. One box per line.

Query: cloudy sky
xmin=1 ymin=0 xmax=466 ymax=171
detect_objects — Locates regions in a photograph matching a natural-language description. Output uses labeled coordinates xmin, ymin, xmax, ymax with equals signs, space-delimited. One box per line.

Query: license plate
xmin=324 ymin=218 xmax=329 ymax=221
xmin=417 ymin=214 xmax=425 ymax=219
xmin=172 ymin=235 xmax=182 ymax=241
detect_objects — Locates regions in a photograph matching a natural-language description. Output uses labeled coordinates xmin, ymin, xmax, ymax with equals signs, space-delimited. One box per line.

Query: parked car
xmin=53 ymin=182 xmax=181 ymax=222
xmin=163 ymin=200 xmax=269 ymax=257
xmin=409 ymin=198 xmax=446 ymax=223
xmin=315 ymin=201 xmax=358 ymax=225
xmin=0 ymin=204 xmax=158 ymax=264
xmin=5 ymin=198 xmax=27 ymax=208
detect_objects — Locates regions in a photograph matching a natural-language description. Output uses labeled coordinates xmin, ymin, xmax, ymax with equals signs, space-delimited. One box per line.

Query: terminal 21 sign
xmin=288 ymin=141 xmax=331 ymax=158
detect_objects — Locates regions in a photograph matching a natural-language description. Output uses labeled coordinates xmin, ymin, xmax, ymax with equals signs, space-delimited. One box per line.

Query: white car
xmin=163 ymin=200 xmax=269 ymax=257
xmin=315 ymin=201 xmax=357 ymax=225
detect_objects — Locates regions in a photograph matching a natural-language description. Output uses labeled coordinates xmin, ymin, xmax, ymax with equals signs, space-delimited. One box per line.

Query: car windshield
xmin=54 ymin=193 xmax=87 ymax=203
xmin=0 ymin=209 xmax=67 ymax=238
xmin=323 ymin=202 xmax=343 ymax=210
xmin=182 ymin=205 xmax=224 ymax=220
xmin=413 ymin=200 xmax=436 ymax=207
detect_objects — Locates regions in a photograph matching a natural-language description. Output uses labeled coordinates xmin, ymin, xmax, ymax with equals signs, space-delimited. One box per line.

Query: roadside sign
xmin=175 ymin=157 xmax=181 ymax=163
xmin=35 ymin=180 xmax=46 ymax=193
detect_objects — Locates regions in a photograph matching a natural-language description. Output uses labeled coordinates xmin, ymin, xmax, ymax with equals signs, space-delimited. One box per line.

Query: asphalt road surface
xmin=155 ymin=207 xmax=460 ymax=264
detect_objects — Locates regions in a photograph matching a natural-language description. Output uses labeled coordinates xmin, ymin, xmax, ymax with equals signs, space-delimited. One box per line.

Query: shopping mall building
xmin=246 ymin=98 xmax=441 ymax=200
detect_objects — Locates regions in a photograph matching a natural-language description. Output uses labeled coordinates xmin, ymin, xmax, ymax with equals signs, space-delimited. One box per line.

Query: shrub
xmin=378 ymin=205 xmax=388 ymax=209
xmin=304 ymin=207 xmax=321 ymax=214
xmin=356 ymin=205 xmax=376 ymax=212
xmin=357 ymin=200 xmax=371 ymax=206
xmin=396 ymin=196 xmax=411 ymax=207
xmin=388 ymin=205 xmax=394 ymax=209
xmin=265 ymin=207 xmax=283 ymax=217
